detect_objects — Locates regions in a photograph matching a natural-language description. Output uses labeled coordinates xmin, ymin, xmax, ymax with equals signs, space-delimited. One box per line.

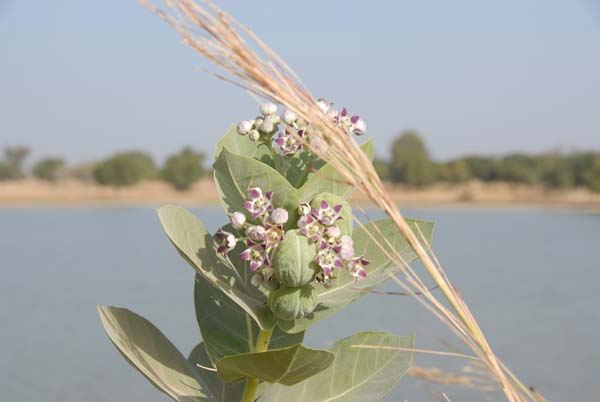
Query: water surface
xmin=1 ymin=207 xmax=598 ymax=401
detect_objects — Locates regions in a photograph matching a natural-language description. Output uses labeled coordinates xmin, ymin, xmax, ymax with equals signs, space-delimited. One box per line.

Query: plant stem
xmin=240 ymin=328 xmax=273 ymax=402
xmin=295 ymin=154 xmax=317 ymax=188
xmin=266 ymin=142 xmax=281 ymax=172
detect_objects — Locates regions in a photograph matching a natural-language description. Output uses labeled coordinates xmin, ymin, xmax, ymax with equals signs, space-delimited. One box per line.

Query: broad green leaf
xmin=216 ymin=344 xmax=334 ymax=386
xmin=213 ymin=148 xmax=302 ymax=221
xmin=194 ymin=272 xmax=304 ymax=364
xmin=188 ymin=343 xmax=245 ymax=402
xmin=279 ymin=218 xmax=434 ymax=333
xmin=299 ymin=140 xmax=374 ymax=199
xmin=280 ymin=150 xmax=313 ymax=188
xmin=97 ymin=306 xmax=215 ymax=402
xmin=259 ymin=331 xmax=414 ymax=402
xmin=214 ymin=124 xmax=272 ymax=164
xmin=157 ymin=205 xmax=276 ymax=330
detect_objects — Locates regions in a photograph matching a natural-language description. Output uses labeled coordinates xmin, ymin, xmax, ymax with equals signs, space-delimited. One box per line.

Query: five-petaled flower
xmin=348 ymin=256 xmax=370 ymax=281
xmin=240 ymin=240 xmax=270 ymax=271
xmin=275 ymin=128 xmax=304 ymax=155
xmin=314 ymin=240 xmax=345 ymax=274
xmin=243 ymin=187 xmax=274 ymax=219
xmin=215 ymin=228 xmax=237 ymax=255
xmin=312 ymin=200 xmax=343 ymax=226
xmin=264 ymin=224 xmax=285 ymax=253
xmin=298 ymin=215 xmax=325 ymax=242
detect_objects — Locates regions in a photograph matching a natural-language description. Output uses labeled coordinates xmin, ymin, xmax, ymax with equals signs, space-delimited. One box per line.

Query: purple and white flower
xmin=351 ymin=116 xmax=366 ymax=135
xmin=275 ymin=129 xmax=304 ymax=155
xmin=215 ymin=228 xmax=237 ymax=255
xmin=348 ymin=256 xmax=369 ymax=281
xmin=312 ymin=200 xmax=344 ymax=226
xmin=325 ymin=226 xmax=341 ymax=239
xmin=230 ymin=211 xmax=246 ymax=229
xmin=240 ymin=240 xmax=269 ymax=271
xmin=314 ymin=240 xmax=345 ymax=274
xmin=298 ymin=215 xmax=324 ymax=242
xmin=243 ymin=187 xmax=274 ymax=219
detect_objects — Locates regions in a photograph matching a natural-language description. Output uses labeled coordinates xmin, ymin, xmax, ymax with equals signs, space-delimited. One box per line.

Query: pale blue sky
xmin=1 ymin=1 xmax=599 ymax=164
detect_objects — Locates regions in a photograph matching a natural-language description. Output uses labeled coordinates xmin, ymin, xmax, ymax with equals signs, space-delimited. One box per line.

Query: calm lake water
xmin=0 ymin=206 xmax=598 ymax=402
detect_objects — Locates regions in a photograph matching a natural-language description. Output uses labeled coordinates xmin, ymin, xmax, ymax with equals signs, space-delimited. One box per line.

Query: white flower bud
xmin=326 ymin=226 xmax=341 ymax=239
xmin=247 ymin=225 xmax=266 ymax=241
xmin=237 ymin=120 xmax=253 ymax=135
xmin=298 ymin=202 xmax=311 ymax=216
xmin=260 ymin=102 xmax=277 ymax=116
xmin=281 ymin=109 xmax=297 ymax=125
xmin=248 ymin=129 xmax=260 ymax=142
xmin=230 ymin=211 xmax=246 ymax=229
xmin=270 ymin=208 xmax=289 ymax=225
xmin=339 ymin=235 xmax=354 ymax=261
xmin=259 ymin=115 xmax=276 ymax=134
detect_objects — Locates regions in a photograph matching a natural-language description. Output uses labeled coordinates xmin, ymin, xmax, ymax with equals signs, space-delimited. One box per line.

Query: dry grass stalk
xmin=140 ymin=1 xmax=544 ymax=401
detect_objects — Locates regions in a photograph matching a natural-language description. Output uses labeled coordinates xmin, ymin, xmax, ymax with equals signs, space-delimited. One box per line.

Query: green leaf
xmin=259 ymin=331 xmax=414 ymax=402
xmin=97 ymin=305 xmax=216 ymax=402
xmin=157 ymin=205 xmax=276 ymax=330
xmin=213 ymin=148 xmax=302 ymax=221
xmin=279 ymin=218 xmax=434 ymax=333
xmin=188 ymin=343 xmax=245 ymax=402
xmin=214 ymin=124 xmax=272 ymax=164
xmin=216 ymin=344 xmax=334 ymax=386
xmin=194 ymin=272 xmax=304 ymax=364
xmin=299 ymin=140 xmax=374 ymax=199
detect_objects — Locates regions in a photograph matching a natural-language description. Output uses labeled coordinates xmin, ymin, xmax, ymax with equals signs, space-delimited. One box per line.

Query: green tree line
xmin=0 ymin=146 xmax=207 ymax=191
xmin=373 ymin=131 xmax=600 ymax=192
xmin=2 ymin=134 xmax=599 ymax=192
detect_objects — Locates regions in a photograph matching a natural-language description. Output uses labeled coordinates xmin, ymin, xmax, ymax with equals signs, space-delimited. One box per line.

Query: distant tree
xmin=571 ymin=152 xmax=597 ymax=187
xmin=459 ymin=156 xmax=499 ymax=181
xmin=372 ymin=158 xmax=390 ymax=182
xmin=437 ymin=159 xmax=471 ymax=183
xmin=389 ymin=131 xmax=436 ymax=186
xmin=161 ymin=147 xmax=206 ymax=190
xmin=93 ymin=151 xmax=157 ymax=186
xmin=536 ymin=153 xmax=575 ymax=189
xmin=33 ymin=158 xmax=66 ymax=182
xmin=496 ymin=154 xmax=539 ymax=184
xmin=0 ymin=146 xmax=30 ymax=180
xmin=583 ymin=157 xmax=600 ymax=192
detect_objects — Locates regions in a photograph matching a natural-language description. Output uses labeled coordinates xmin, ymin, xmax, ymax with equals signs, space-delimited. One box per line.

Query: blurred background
xmin=1 ymin=1 xmax=599 ymax=401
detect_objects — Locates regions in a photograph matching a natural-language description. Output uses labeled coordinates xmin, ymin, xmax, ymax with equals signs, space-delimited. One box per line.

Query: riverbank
xmin=1 ymin=178 xmax=600 ymax=211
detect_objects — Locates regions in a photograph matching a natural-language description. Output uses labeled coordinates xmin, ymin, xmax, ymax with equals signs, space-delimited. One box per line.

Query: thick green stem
xmin=240 ymin=328 xmax=273 ymax=402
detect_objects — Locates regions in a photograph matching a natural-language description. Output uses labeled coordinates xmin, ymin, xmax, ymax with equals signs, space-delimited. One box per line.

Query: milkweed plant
xmin=98 ymin=100 xmax=435 ymax=402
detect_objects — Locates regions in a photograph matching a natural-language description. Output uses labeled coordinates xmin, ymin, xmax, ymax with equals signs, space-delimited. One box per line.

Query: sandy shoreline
xmin=1 ymin=178 xmax=600 ymax=211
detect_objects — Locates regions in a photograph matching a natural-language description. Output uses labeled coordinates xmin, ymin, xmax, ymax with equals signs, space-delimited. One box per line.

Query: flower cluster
xmin=298 ymin=199 xmax=369 ymax=283
xmin=316 ymin=98 xmax=367 ymax=136
xmin=214 ymin=187 xmax=289 ymax=289
xmin=215 ymin=186 xmax=369 ymax=290
xmin=237 ymin=100 xmax=367 ymax=157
